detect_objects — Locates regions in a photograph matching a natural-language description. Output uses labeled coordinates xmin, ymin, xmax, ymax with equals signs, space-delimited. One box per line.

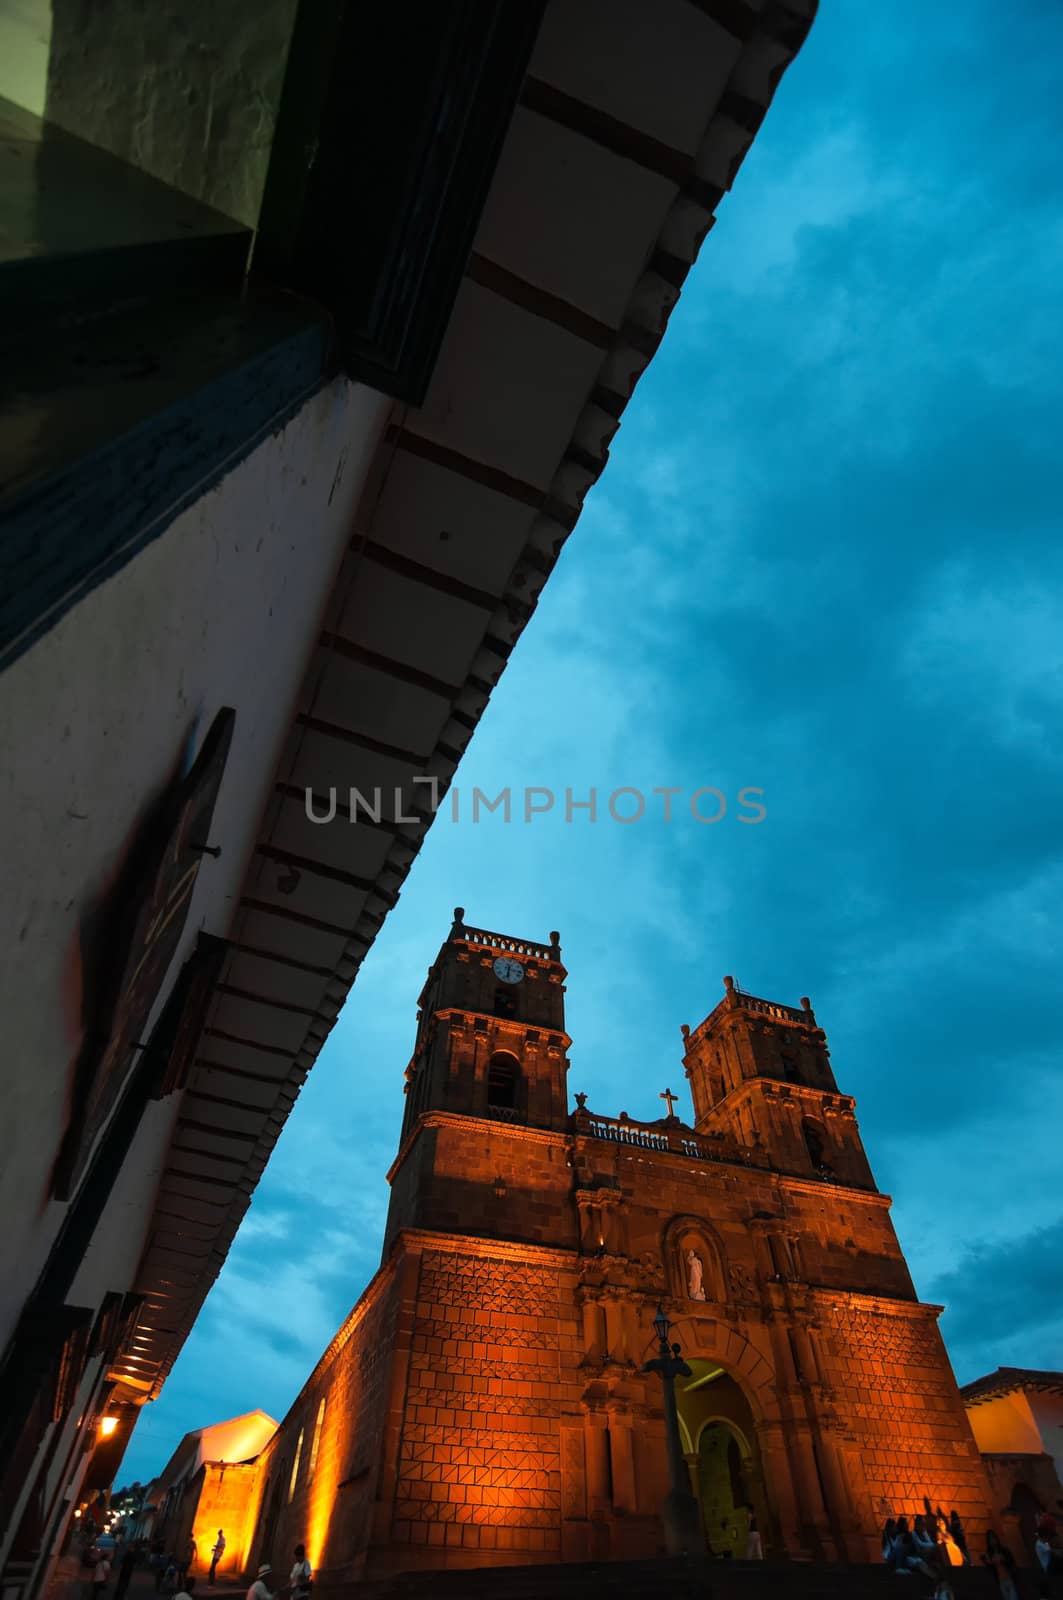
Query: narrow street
xmin=47 ymin=1557 xmax=247 ymax=1600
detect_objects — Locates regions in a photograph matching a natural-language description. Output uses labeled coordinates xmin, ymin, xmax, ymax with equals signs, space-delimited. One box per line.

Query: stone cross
xmin=660 ymin=1087 xmax=678 ymax=1119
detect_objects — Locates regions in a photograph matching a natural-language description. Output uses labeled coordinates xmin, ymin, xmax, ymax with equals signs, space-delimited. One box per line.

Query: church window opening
xmin=487 ymin=1053 xmax=519 ymax=1109
xmin=493 ymin=986 xmax=516 ymax=1018
xmin=782 ymin=1054 xmax=801 ymax=1084
xmin=309 ymin=1398 xmax=326 ymax=1478
xmin=802 ymin=1117 xmax=830 ymax=1171
xmin=288 ymin=1428 xmax=304 ymax=1503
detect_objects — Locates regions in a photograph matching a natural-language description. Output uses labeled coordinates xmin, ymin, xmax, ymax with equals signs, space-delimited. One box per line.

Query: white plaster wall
xmin=0 ymin=0 xmax=51 ymax=115
xmin=966 ymin=1393 xmax=1042 ymax=1457
xmin=1028 ymin=1391 xmax=1063 ymax=1484
xmin=0 ymin=376 xmax=389 ymax=1346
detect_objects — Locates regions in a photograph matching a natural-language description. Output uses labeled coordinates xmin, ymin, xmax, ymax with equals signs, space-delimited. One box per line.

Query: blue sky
xmin=122 ymin=0 xmax=1063 ymax=1484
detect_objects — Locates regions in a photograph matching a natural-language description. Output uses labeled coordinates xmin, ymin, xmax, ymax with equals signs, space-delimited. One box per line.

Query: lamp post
xmin=642 ymin=1304 xmax=705 ymax=1557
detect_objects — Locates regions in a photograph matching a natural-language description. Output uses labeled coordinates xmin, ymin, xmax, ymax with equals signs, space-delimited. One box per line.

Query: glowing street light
xmin=99 ymin=1417 xmax=118 ymax=1438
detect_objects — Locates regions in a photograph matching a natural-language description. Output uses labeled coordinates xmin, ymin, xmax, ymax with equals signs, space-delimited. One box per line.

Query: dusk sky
xmin=123 ymin=0 xmax=1063 ymax=1484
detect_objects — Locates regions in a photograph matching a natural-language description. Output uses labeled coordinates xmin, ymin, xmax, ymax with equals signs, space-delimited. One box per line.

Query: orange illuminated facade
xmin=243 ymin=913 xmax=995 ymax=1579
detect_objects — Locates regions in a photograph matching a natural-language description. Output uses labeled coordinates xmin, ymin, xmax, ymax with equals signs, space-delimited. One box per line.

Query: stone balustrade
xmin=573 ymin=1107 xmax=768 ymax=1170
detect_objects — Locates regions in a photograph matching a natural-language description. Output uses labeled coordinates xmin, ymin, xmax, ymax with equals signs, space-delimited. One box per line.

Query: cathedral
xmin=240 ymin=913 xmax=994 ymax=1579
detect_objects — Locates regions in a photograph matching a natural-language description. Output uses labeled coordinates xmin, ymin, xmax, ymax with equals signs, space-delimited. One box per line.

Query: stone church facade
xmin=243 ymin=914 xmax=994 ymax=1579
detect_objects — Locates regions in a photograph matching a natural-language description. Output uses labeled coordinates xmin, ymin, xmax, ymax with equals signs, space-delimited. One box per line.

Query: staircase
xmin=351 ymin=1557 xmax=1003 ymax=1600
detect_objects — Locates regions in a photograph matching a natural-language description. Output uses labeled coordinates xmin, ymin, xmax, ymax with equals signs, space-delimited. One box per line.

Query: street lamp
xmin=642 ymin=1304 xmax=704 ymax=1557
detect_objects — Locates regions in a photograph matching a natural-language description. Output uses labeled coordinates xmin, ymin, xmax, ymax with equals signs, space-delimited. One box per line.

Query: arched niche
xmin=662 ymin=1214 xmax=727 ymax=1304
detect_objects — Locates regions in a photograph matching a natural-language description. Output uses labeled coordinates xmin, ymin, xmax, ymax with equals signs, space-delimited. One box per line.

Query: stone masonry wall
xmin=246 ymin=1264 xmax=402 ymax=1581
xmin=388 ymin=1244 xmax=581 ymax=1568
xmin=820 ymin=1299 xmax=992 ymax=1538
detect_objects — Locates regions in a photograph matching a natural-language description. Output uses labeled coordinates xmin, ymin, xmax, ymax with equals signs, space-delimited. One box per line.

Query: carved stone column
xmin=606 ymin=1406 xmax=637 ymax=1513
xmin=785 ymin=1417 xmax=837 ymax=1561
xmin=579 ymin=1293 xmax=605 ymax=1363
xmin=754 ymin=1416 xmax=806 ymax=1559
xmin=584 ymin=1412 xmax=611 ymax=1518
xmin=813 ymin=1427 xmax=864 ymax=1562
xmin=603 ymin=1298 xmax=627 ymax=1364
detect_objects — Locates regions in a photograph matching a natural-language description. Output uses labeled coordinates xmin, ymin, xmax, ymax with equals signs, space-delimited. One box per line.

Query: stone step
xmin=350 ymin=1557 xmax=995 ymax=1600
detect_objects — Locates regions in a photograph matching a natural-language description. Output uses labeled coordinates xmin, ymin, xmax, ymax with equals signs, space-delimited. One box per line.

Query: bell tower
xmin=398 ymin=907 xmax=570 ymax=1142
xmin=681 ymin=976 xmax=875 ymax=1189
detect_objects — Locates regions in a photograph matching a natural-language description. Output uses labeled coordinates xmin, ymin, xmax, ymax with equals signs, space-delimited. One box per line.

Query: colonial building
xmin=961 ymin=1368 xmax=1063 ymax=1555
xmin=0 ymin=4 xmax=818 ymax=1594
xmin=240 ymin=912 xmax=994 ymax=1580
xmin=139 ymin=1411 xmax=278 ymax=1581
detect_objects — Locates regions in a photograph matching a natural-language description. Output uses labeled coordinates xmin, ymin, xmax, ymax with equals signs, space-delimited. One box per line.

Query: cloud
xmin=925 ymin=1216 xmax=1063 ymax=1384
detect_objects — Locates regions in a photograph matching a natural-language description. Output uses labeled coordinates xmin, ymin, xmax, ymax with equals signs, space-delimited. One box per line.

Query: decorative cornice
xmin=808 ymin=1286 xmax=942 ymax=1320
xmin=386 ymin=1108 xmax=568 ymax=1184
xmin=430 ymin=1006 xmax=572 ymax=1051
xmin=392 ymin=1225 xmax=576 ymax=1271
xmin=777 ymin=1174 xmax=892 ymax=1207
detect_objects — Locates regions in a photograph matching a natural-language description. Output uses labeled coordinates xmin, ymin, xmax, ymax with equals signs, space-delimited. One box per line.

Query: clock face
xmin=493 ymin=956 xmax=525 ymax=984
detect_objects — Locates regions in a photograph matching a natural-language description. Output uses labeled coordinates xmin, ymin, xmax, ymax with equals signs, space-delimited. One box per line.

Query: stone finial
xmin=549 ymin=929 xmax=561 ymax=953
xmin=680 ymin=1023 xmax=690 ymax=1040
xmin=723 ymin=975 xmax=735 ymax=993
xmin=450 ymin=906 xmax=466 ymax=936
xmin=574 ymin=1091 xmax=588 ymax=1110
xmin=801 ymin=996 xmax=812 ymax=1012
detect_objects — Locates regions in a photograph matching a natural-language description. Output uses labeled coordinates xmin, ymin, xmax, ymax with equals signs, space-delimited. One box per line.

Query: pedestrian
xmin=938 ymin=1524 xmax=964 ymax=1569
xmin=113 ymin=1543 xmax=139 ymax=1600
xmin=177 ymin=1538 xmax=196 ymax=1586
xmin=174 ymin=1577 xmax=197 ymax=1600
xmin=983 ymin=1529 xmax=1020 ymax=1600
xmin=881 ymin=1517 xmax=898 ymax=1570
xmin=949 ymin=1510 xmax=970 ymax=1565
xmin=246 ymin=1564 xmax=275 ymax=1600
xmin=208 ymin=1532 xmax=226 ymax=1587
xmin=913 ymin=1514 xmax=938 ymax=1565
xmin=161 ymin=1557 xmax=178 ymax=1598
xmin=92 ymin=1549 xmax=112 ymax=1600
xmin=895 ymin=1517 xmax=935 ymax=1579
xmin=1037 ymin=1509 xmax=1059 ymax=1542
xmin=1035 ymin=1529 xmax=1054 ymax=1600
xmin=289 ymin=1545 xmax=312 ymax=1600
xmin=742 ymin=1507 xmax=763 ymax=1560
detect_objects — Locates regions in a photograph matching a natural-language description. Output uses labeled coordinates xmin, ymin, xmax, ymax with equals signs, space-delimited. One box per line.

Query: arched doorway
xmin=675 ymin=1360 xmax=771 ymax=1559
xmin=1010 ymin=1482 xmax=1041 ymax=1559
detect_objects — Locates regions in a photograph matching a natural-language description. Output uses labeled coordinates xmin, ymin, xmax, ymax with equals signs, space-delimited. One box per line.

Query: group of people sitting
xmin=882 ymin=1504 xmax=969 ymax=1586
xmin=883 ymin=1501 xmax=1063 ymax=1598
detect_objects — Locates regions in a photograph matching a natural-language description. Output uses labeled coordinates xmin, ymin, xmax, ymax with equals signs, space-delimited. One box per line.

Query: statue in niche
xmin=686 ymin=1248 xmax=707 ymax=1300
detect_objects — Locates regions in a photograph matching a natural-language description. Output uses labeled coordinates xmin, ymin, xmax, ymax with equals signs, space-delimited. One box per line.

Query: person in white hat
xmin=246 ymin=1564 xmax=275 ymax=1600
